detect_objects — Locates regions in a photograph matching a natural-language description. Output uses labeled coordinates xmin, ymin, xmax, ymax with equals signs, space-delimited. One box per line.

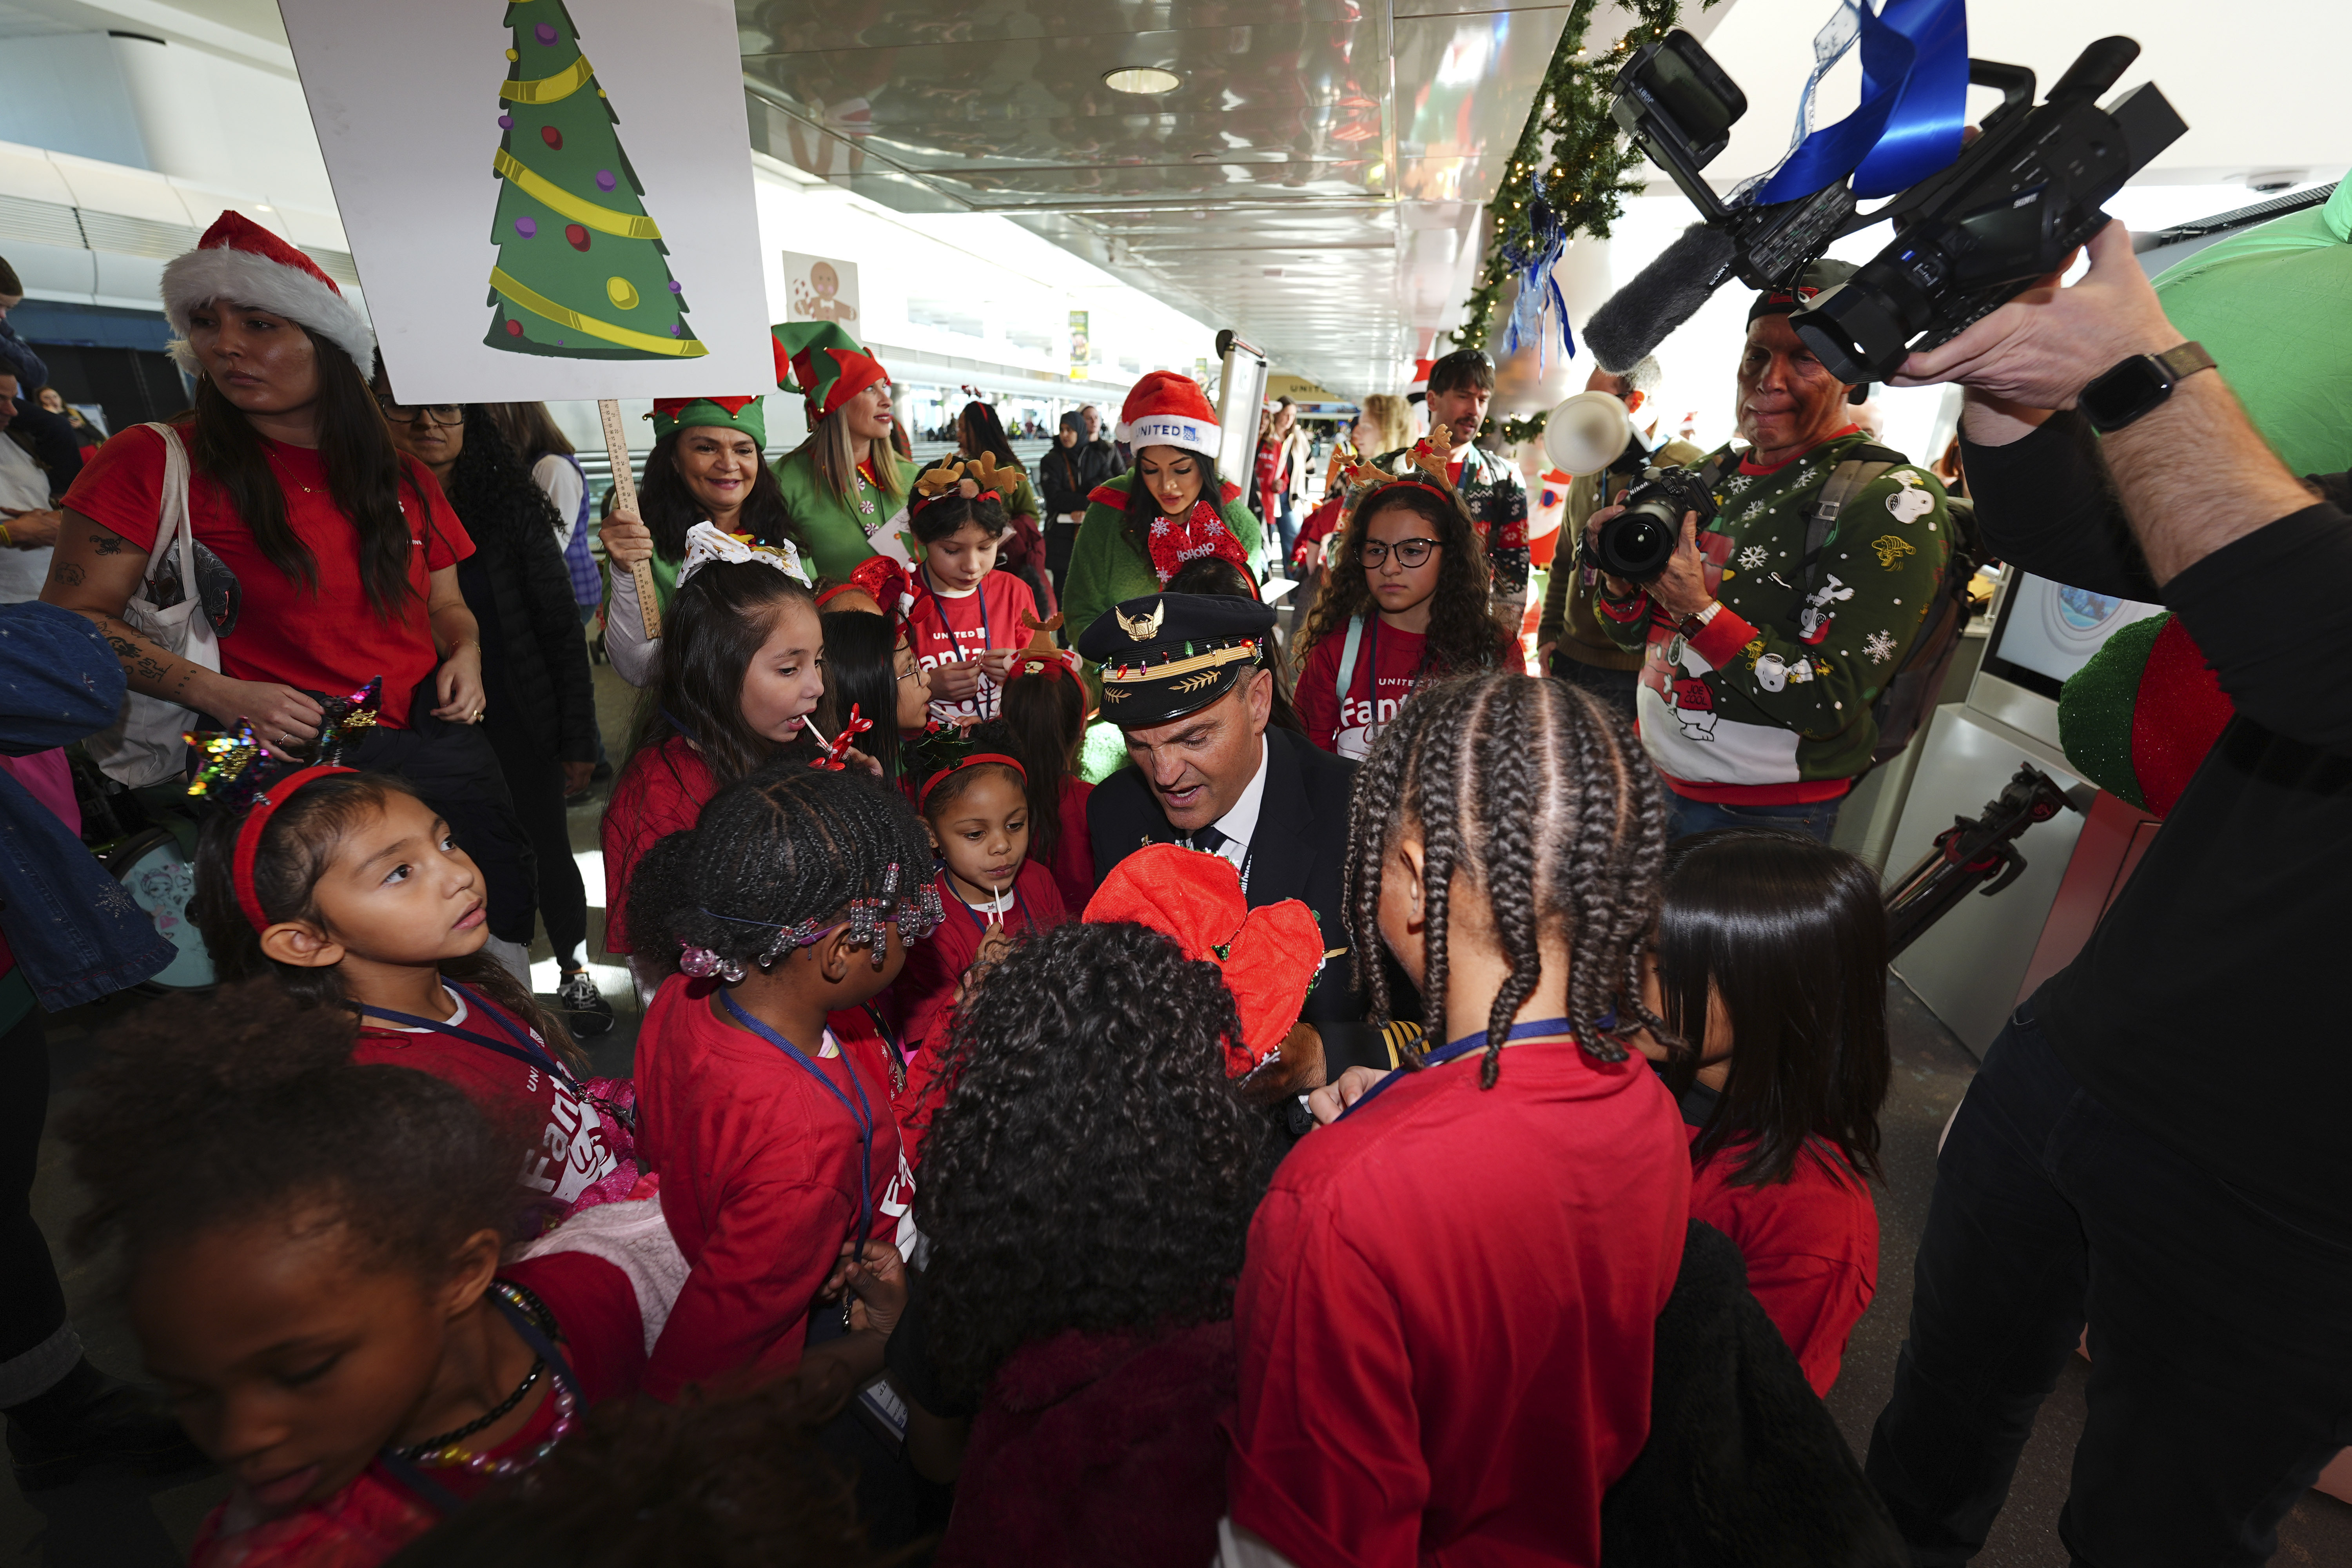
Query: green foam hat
xmin=648 ymin=396 xmax=764 ymax=446
xmin=771 ymin=321 xmax=889 ymax=423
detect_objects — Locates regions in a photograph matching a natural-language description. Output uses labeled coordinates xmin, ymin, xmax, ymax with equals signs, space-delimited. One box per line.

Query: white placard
xmin=279 ymin=0 xmax=772 ymax=402
xmin=779 ymin=252 xmax=860 ymax=327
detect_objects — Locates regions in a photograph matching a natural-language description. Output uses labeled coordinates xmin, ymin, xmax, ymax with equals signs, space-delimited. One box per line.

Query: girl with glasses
xmin=1293 ymin=476 xmax=1516 ymax=759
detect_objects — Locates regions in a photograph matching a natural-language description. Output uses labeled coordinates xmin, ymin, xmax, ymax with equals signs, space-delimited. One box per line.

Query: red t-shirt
xmin=1685 ymin=1128 xmax=1878 ymax=1397
xmin=65 ymin=425 xmax=472 ymax=730
xmin=893 ymin=860 xmax=1068 ymax=1058
xmin=599 ymin=736 xmax=716 ymax=956
xmin=190 ymin=1248 xmax=642 ymax=1568
xmin=633 ymin=974 xmax=914 ymax=1400
xmin=352 ymin=985 xmax=620 ymax=1216
xmin=1225 ymin=1038 xmax=1690 ymax=1568
xmin=907 ymin=572 xmax=1034 ymax=726
xmin=1041 ymin=775 xmax=1096 ymax=913
xmin=1295 ymin=619 xmax=1514 ymax=760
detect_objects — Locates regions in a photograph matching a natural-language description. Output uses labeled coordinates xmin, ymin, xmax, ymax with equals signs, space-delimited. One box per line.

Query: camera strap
xmin=1800 ymin=449 xmax=1901 ymax=590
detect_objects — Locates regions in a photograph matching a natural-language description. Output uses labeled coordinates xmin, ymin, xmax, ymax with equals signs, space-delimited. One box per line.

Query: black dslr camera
xmin=1583 ymin=465 xmax=1718 ymax=584
xmin=1610 ymin=31 xmax=2186 ymax=382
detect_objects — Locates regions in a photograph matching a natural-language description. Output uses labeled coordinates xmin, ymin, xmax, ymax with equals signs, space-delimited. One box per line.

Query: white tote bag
xmin=82 ymin=424 xmax=222 ymax=789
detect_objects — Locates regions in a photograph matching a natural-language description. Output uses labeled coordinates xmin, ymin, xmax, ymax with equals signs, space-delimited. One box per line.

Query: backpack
xmin=1698 ymin=445 xmax=1985 ymax=771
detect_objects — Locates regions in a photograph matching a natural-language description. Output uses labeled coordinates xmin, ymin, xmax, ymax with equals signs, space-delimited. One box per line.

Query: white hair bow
xmin=678 ymin=521 xmax=809 ymax=587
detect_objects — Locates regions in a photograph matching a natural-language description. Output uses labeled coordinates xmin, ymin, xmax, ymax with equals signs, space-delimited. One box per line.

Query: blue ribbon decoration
xmin=1499 ymin=194 xmax=1576 ymax=374
xmin=1746 ymin=0 xmax=1969 ymax=205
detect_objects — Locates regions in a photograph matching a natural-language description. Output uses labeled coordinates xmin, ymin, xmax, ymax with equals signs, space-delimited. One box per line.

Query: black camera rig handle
xmin=1883 ymin=763 xmax=2080 ymax=959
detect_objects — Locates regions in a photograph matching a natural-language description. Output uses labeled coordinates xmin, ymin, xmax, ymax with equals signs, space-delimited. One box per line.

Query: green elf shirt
xmin=1597 ymin=429 xmax=1953 ymax=800
xmin=1061 ymin=469 xmax=1266 ymax=650
xmin=772 ymin=444 xmax=921 ymax=584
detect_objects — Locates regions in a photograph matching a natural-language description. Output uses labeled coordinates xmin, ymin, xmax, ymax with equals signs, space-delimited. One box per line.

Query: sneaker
xmin=559 ymin=969 xmax=615 ymax=1036
xmin=6 ymin=1373 xmax=210 ymax=1493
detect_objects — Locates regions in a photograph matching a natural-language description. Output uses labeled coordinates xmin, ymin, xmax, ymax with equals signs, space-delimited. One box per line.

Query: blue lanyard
xmin=921 ymin=566 xmax=992 ymax=668
xmin=359 ymin=984 xmax=584 ymax=1099
xmin=945 ymin=867 xmax=1030 ymax=935
xmin=719 ymin=993 xmax=875 ymax=1250
xmin=1338 ymin=1016 xmax=1576 ymax=1122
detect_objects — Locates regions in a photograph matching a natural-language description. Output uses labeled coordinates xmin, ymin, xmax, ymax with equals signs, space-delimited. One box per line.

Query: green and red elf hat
xmin=771 ymin=321 xmax=889 ymax=425
xmin=2056 ymin=612 xmax=2234 ymax=818
xmin=647 ymin=395 xmax=764 ymax=446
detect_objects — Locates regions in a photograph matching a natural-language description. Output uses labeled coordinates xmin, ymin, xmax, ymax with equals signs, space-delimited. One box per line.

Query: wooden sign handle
xmin=598 ymin=398 xmax=660 ymax=641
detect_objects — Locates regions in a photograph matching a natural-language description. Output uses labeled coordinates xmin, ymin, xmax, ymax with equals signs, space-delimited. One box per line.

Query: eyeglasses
xmin=376 ymin=398 xmax=463 ymax=426
xmin=1361 ymin=537 xmax=1441 ymax=568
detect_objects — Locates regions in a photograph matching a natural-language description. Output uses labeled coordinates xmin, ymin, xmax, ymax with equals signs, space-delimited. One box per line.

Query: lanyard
xmin=1338 ymin=1016 xmax=1575 ymax=1122
xmin=862 ymin=1002 xmax=908 ymax=1091
xmin=920 ymin=566 xmax=992 ymax=669
xmin=719 ymin=993 xmax=875 ymax=1251
xmin=359 ymin=984 xmax=584 ymax=1098
xmin=374 ymin=1287 xmax=581 ymax=1515
xmin=946 ymin=867 xmax=1030 ymax=935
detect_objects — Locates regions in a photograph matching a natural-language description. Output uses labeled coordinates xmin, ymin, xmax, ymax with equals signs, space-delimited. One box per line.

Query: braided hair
xmin=625 ymin=760 xmax=939 ymax=979
xmin=1344 ymin=672 xmax=1669 ymax=1088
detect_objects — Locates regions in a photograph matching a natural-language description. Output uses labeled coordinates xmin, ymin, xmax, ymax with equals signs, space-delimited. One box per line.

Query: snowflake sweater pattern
xmin=1598 ymin=433 xmax=1952 ymax=799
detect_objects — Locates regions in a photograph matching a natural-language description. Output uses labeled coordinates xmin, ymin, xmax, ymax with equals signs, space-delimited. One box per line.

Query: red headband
xmin=918 ymin=752 xmax=1025 ymax=811
xmin=232 ymin=764 xmax=358 ymax=932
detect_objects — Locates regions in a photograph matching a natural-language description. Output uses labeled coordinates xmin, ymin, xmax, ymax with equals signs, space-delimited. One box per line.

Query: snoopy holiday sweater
xmin=1598 ymin=430 xmax=1953 ymax=802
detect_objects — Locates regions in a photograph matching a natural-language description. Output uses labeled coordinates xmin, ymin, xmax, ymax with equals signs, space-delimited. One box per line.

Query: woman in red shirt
xmin=44 ymin=214 xmax=533 ymax=949
xmin=1225 ymin=673 xmax=1690 ymax=1568
xmin=1293 ymin=475 xmax=1515 ymax=760
xmin=1637 ymin=827 xmax=1888 ymax=1397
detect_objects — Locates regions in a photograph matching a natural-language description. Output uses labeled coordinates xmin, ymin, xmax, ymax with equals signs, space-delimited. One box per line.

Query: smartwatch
xmin=2078 ymin=341 xmax=2216 ymax=434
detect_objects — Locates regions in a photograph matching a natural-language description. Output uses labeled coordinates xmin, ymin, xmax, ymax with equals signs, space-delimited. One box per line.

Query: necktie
xmin=1190 ymin=823 xmax=1228 ymax=856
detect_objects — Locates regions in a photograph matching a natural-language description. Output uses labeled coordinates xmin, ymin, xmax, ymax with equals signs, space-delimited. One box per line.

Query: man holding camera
xmin=1537 ymin=355 xmax=1702 ymax=715
xmin=1863 ymin=221 xmax=2352 ymax=1567
xmin=1590 ymin=260 xmax=1954 ymax=841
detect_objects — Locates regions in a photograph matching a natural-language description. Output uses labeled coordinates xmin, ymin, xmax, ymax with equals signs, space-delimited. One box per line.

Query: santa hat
xmin=1116 ymin=370 xmax=1220 ymax=461
xmin=772 ymin=320 xmax=889 ymax=425
xmin=1082 ymin=843 xmax=1333 ymax=1080
xmin=162 ymin=212 xmax=375 ymax=376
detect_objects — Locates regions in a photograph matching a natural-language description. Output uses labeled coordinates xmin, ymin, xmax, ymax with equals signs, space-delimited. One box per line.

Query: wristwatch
xmin=2078 ymin=341 xmax=2216 ymax=434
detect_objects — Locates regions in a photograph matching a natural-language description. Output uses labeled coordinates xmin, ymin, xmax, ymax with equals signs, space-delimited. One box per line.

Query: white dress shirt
xmin=1192 ymin=733 xmax=1269 ymax=883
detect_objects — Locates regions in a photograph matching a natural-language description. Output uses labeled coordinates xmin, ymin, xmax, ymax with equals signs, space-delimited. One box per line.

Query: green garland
xmin=1453 ymin=0 xmax=1710 ymax=446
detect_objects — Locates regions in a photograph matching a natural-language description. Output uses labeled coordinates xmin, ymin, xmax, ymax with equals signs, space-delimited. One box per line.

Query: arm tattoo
xmin=53 ymin=562 xmax=85 ymax=587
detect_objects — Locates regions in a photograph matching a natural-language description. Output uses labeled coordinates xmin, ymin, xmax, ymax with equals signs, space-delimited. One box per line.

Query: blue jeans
xmin=1663 ymin=792 xmax=1841 ymax=844
xmin=1866 ymin=1009 xmax=2352 ymax=1565
xmin=1273 ymin=497 xmax=1299 ymax=570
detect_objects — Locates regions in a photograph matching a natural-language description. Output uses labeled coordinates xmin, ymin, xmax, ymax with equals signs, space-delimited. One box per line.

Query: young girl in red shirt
xmin=996 ymin=646 xmax=1095 ymax=909
xmin=892 ymin=736 xmax=1070 ymax=1080
xmin=902 ymin=459 xmax=1034 ymax=726
xmin=191 ymin=766 xmax=629 ymax=1226
xmin=1224 ymin=673 xmax=1690 ymax=1568
xmin=601 ymin=543 xmax=826 ymax=958
xmin=621 ymin=765 xmax=941 ymax=1403
xmin=818 ymin=605 xmax=933 ymax=791
xmin=59 ymin=980 xmax=664 ymax=1568
xmin=1636 ymin=827 xmax=1888 ymax=1397
xmin=1293 ymin=477 xmax=1514 ymax=759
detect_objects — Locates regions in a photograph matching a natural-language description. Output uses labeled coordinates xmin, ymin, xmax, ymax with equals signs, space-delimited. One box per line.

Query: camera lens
xmin=1595 ymin=504 xmax=1680 ymax=583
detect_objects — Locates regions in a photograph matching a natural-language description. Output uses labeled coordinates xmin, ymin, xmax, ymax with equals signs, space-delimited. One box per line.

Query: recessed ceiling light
xmin=1103 ymin=66 xmax=1181 ymax=95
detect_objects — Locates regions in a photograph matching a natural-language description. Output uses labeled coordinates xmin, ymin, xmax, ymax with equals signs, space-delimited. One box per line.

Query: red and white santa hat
xmin=162 ymin=211 xmax=376 ymax=376
xmin=1116 ymin=370 xmax=1220 ymax=461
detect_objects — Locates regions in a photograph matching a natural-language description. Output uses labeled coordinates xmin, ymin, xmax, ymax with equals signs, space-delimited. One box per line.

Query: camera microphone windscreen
xmin=1584 ymin=224 xmax=1739 ymax=374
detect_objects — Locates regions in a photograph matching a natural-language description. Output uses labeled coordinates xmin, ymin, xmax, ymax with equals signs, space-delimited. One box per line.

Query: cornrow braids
xmin=1343 ymin=672 xmax=1670 ymax=1089
xmin=625 ymin=760 xmax=940 ymax=979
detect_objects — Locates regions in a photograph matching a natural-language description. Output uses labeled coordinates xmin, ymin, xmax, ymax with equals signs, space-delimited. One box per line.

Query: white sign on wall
xmin=279 ymin=0 xmax=771 ymax=402
xmin=780 ymin=252 xmax=860 ymax=326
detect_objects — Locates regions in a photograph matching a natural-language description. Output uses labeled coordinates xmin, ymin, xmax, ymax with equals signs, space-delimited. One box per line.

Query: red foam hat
xmin=1082 ymin=843 xmax=1330 ymax=1078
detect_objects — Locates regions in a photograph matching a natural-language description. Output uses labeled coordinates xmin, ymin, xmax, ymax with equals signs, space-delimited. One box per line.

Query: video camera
xmin=1596 ymin=30 xmax=2186 ymax=383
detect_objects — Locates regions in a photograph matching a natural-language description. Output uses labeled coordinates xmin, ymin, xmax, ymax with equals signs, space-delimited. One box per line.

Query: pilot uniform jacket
xmin=1087 ymin=726 xmax=1388 ymax=1068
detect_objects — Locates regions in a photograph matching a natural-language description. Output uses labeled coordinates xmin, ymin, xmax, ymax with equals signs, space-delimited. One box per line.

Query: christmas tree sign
xmin=280 ymin=0 xmax=769 ymax=402
xmin=484 ymin=0 xmax=701 ymax=361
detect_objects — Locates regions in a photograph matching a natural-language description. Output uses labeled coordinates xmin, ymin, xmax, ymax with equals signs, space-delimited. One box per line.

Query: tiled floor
xmin=7 ymin=658 xmax=2348 ymax=1562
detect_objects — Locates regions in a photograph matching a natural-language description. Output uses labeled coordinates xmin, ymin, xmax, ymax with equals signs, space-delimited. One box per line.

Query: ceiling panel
xmin=737 ymin=0 xmax=1610 ymax=392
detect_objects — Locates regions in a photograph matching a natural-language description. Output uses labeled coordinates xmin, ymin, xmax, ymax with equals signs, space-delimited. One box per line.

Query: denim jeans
xmin=1662 ymin=791 xmax=1841 ymax=844
xmin=1865 ymin=1010 xmax=2352 ymax=1566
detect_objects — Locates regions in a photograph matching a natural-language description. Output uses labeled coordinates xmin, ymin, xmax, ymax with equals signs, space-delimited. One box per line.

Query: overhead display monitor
xmin=1980 ymin=572 xmax=2167 ymax=701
